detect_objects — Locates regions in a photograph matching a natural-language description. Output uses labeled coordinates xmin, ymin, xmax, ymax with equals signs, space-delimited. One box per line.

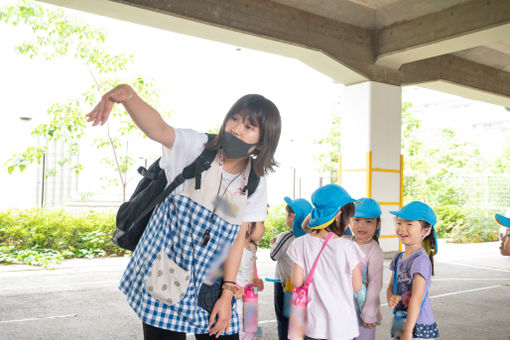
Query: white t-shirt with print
xmin=159 ymin=128 xmax=268 ymax=222
xmin=287 ymin=234 xmax=364 ymax=340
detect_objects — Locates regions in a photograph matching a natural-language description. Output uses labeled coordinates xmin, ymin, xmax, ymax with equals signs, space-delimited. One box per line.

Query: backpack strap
xmin=191 ymin=133 xmax=217 ymax=190
xmin=244 ymin=161 xmax=260 ymax=198
xmin=130 ymin=135 xmax=216 ymax=228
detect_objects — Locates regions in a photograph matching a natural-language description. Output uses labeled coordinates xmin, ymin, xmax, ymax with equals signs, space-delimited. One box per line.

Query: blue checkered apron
xmin=119 ymin=155 xmax=248 ymax=334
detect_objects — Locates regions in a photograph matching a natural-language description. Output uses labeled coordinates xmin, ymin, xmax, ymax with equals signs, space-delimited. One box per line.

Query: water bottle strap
xmin=392 ymin=252 xmax=428 ymax=314
xmin=304 ymin=232 xmax=335 ymax=286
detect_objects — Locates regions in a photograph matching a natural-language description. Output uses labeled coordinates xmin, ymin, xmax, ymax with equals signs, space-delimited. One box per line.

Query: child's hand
xmin=254 ymin=278 xmax=264 ymax=292
xmin=235 ymin=286 xmax=243 ymax=300
xmin=361 ymin=321 xmax=377 ymax=329
xmin=399 ymin=329 xmax=413 ymax=340
xmin=387 ymin=293 xmax=402 ymax=308
xmin=271 ymin=237 xmax=276 ymax=245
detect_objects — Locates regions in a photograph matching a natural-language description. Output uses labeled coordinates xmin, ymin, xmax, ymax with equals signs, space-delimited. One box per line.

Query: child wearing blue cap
xmin=348 ymin=198 xmax=384 ymax=340
xmin=495 ymin=213 xmax=510 ymax=256
xmin=387 ymin=201 xmax=439 ymax=340
xmin=270 ymin=197 xmax=312 ymax=340
xmin=287 ymin=184 xmax=364 ymax=340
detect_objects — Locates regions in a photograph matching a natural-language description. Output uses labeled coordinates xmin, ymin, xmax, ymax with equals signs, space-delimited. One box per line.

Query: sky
xmin=0 ymin=1 xmax=509 ymax=209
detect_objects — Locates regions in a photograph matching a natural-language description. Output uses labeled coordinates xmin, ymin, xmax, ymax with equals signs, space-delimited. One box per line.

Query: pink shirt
xmin=357 ymin=240 xmax=384 ymax=323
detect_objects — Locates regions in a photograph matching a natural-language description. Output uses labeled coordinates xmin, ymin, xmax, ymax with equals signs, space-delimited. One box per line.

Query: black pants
xmin=274 ymin=282 xmax=289 ymax=340
xmin=143 ymin=323 xmax=239 ymax=340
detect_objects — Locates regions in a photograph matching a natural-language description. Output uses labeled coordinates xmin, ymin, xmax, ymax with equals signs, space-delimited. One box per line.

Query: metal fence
xmin=456 ymin=174 xmax=510 ymax=214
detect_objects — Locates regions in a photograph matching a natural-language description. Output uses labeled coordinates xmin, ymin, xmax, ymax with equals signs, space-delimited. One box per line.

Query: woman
xmin=87 ymin=84 xmax=281 ymax=339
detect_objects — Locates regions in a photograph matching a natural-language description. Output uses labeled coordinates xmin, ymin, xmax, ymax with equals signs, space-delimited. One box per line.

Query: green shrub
xmin=433 ymin=204 xmax=466 ymax=238
xmin=448 ymin=209 xmax=499 ymax=243
xmin=0 ymin=209 xmax=128 ymax=267
xmin=428 ymin=205 xmax=499 ymax=243
xmin=259 ymin=204 xmax=288 ymax=249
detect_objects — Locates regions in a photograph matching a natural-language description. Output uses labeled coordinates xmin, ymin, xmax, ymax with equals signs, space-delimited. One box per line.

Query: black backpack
xmin=113 ymin=135 xmax=260 ymax=251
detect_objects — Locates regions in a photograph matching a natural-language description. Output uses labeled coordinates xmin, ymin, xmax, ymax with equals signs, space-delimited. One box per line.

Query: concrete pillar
xmin=340 ymin=81 xmax=402 ymax=252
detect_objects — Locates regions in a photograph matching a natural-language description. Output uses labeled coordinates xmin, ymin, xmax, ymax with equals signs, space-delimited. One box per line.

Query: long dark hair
xmin=313 ymin=203 xmax=355 ymax=237
xmin=205 ymin=94 xmax=281 ymax=176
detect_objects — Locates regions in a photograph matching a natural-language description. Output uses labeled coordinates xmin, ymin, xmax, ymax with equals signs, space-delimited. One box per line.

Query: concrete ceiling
xmin=40 ymin=0 xmax=510 ymax=107
xmin=272 ymin=0 xmax=473 ymax=29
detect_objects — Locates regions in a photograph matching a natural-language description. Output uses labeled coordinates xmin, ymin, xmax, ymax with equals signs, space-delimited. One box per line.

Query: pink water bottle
xmin=243 ymin=284 xmax=258 ymax=336
xmin=287 ymin=286 xmax=307 ymax=340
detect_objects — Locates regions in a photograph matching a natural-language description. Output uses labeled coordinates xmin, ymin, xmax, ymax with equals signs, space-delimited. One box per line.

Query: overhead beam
xmin=40 ymin=0 xmax=407 ymax=85
xmin=38 ymin=0 xmax=510 ymax=105
xmin=377 ymin=0 xmax=510 ymax=69
xmin=401 ymin=54 xmax=510 ymax=106
xmin=109 ymin=0 xmax=379 ymax=80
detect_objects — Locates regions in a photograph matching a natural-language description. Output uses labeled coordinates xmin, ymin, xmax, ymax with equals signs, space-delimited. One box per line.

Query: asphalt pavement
xmin=1 ymin=240 xmax=509 ymax=340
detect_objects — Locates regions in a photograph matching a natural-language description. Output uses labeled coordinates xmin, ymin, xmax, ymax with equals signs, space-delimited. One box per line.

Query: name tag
xmin=212 ymin=195 xmax=239 ymax=217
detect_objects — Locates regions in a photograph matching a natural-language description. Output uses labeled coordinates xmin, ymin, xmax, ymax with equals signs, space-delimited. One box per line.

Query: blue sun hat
xmin=309 ymin=184 xmax=357 ymax=229
xmin=284 ymin=197 xmax=313 ymax=238
xmin=390 ymin=201 xmax=438 ymax=253
xmin=495 ymin=214 xmax=510 ymax=228
xmin=353 ymin=198 xmax=382 ymax=238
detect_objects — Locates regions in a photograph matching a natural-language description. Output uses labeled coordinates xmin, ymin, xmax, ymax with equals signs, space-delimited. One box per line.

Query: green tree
xmin=314 ymin=114 xmax=341 ymax=182
xmin=1 ymin=0 xmax=170 ymax=201
xmin=490 ymin=136 xmax=510 ymax=174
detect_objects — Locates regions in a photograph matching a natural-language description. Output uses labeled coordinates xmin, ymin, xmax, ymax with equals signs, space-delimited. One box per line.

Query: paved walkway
xmin=1 ymin=240 xmax=509 ymax=339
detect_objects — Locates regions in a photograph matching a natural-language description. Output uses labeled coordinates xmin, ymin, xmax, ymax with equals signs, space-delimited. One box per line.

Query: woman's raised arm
xmin=86 ymin=84 xmax=175 ymax=149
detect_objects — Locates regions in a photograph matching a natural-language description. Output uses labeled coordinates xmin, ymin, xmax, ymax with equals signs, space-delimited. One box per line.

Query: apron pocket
xmin=145 ymin=250 xmax=190 ymax=305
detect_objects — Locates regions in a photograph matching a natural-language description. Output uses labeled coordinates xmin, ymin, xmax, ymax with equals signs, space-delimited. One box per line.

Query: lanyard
xmin=218 ymin=149 xmax=248 ymax=195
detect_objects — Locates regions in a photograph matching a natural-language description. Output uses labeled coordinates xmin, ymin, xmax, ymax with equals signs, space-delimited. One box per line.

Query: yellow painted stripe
xmin=378 ymin=202 xmax=401 ymax=206
xmin=367 ymin=151 xmax=372 ymax=198
xmin=372 ymin=168 xmax=400 ymax=173
xmin=380 ymin=235 xmax=398 ymax=239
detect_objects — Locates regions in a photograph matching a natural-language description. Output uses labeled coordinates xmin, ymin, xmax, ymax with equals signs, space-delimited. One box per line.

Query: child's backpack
xmin=288 ymin=232 xmax=335 ymax=340
xmin=113 ymin=134 xmax=260 ymax=251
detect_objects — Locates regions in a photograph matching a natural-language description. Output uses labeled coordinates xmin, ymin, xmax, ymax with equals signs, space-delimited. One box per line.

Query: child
xmin=236 ymin=222 xmax=265 ymax=340
xmin=287 ymin=184 xmax=364 ymax=340
xmin=270 ymin=197 xmax=312 ymax=340
xmin=387 ymin=201 xmax=439 ymax=340
xmin=495 ymin=213 xmax=510 ymax=256
xmin=348 ymin=198 xmax=384 ymax=340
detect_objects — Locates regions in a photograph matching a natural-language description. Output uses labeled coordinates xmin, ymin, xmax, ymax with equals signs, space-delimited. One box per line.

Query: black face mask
xmin=221 ymin=131 xmax=258 ymax=159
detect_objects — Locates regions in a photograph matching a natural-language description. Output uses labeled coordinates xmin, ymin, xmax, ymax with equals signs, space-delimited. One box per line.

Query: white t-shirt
xmin=159 ymin=128 xmax=268 ymax=222
xmin=236 ymin=244 xmax=257 ymax=286
xmin=287 ymin=234 xmax=364 ymax=340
